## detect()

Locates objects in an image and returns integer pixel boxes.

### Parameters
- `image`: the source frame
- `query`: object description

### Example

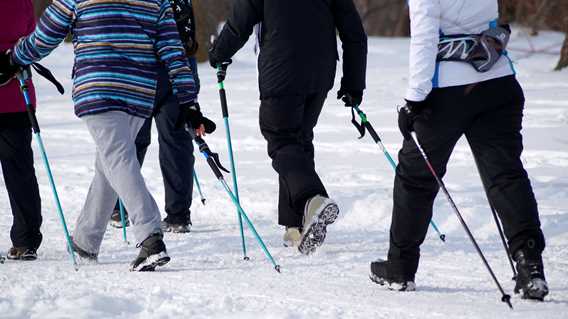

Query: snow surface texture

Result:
[1,30,567,318]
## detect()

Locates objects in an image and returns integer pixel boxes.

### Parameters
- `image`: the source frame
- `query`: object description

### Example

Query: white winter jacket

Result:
[405,0,515,102]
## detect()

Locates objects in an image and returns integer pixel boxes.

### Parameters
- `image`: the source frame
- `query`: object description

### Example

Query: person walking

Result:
[2,0,207,271]
[208,0,367,254]
[0,0,42,261]
[370,0,549,301]
[109,0,206,234]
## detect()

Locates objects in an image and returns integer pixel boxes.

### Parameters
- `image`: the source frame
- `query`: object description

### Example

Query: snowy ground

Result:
[1,29,567,318]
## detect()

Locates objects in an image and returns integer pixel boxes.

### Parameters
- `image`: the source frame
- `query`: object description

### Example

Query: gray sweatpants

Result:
[73,111,162,254]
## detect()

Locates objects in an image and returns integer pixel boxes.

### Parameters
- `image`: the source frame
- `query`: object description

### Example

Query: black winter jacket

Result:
[212,0,367,99]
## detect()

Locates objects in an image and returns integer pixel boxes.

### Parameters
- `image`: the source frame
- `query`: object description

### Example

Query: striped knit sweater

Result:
[12,0,197,118]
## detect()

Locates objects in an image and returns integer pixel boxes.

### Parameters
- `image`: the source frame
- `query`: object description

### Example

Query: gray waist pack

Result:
[437,24,511,73]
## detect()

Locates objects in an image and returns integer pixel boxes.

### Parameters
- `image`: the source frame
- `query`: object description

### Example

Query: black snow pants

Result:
[114,59,200,225]
[388,75,545,280]
[0,114,42,249]
[259,92,329,228]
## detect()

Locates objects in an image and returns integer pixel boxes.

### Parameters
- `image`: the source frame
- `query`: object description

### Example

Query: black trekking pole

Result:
[191,132,281,273]
[410,132,512,309]
[216,62,248,260]
[17,66,78,271]
[351,105,446,242]
[472,159,517,281]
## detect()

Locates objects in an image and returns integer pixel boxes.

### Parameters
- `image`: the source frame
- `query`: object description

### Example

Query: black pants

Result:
[114,61,199,225]
[259,92,328,228]
[388,76,545,280]
[0,114,42,249]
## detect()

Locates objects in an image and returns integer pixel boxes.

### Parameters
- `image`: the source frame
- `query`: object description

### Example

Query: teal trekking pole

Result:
[351,105,446,242]
[193,169,206,205]
[191,133,280,272]
[118,200,129,244]
[216,62,248,260]
[17,66,78,270]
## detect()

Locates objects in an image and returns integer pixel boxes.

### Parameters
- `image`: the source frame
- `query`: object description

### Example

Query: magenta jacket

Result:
[0,0,36,113]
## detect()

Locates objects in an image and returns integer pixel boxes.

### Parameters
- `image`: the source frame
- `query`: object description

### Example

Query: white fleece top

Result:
[405,0,515,102]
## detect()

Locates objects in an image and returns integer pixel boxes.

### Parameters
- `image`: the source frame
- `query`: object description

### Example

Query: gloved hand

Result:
[398,99,429,140]
[0,51,20,86]
[208,38,232,67]
[176,102,216,135]
[337,88,363,107]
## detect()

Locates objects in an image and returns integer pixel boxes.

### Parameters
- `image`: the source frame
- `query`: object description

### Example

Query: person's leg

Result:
[465,76,544,255]
[259,95,327,227]
[111,117,152,222]
[75,112,162,254]
[0,127,42,251]
[278,92,329,227]
[386,87,470,281]
[465,76,547,300]
[154,71,194,227]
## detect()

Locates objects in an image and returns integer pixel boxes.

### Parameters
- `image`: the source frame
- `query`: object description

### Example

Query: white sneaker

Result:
[298,195,339,255]
[283,227,302,247]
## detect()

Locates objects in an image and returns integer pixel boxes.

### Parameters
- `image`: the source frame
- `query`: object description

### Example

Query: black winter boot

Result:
[370,259,416,291]
[130,233,170,272]
[514,249,548,301]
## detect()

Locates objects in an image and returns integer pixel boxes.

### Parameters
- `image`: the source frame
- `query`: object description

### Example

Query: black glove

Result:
[176,102,216,134]
[208,39,232,69]
[398,99,429,140]
[0,51,20,86]
[337,88,363,107]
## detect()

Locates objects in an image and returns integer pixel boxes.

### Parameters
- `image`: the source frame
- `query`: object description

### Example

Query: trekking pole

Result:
[351,105,446,242]
[17,67,78,271]
[216,62,248,260]
[191,132,280,273]
[0,255,5,264]
[410,131,512,309]
[193,169,206,205]
[118,200,129,244]
[472,159,517,281]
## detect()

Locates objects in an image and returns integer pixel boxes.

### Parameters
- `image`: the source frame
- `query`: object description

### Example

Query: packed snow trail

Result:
[1,31,568,318]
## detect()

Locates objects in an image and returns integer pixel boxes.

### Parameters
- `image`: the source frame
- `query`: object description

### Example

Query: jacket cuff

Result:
[405,88,428,103]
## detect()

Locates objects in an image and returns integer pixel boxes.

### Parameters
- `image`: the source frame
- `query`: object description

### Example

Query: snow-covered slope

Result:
[1,30,567,318]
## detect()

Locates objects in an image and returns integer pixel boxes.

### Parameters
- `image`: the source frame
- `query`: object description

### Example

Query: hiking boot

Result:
[298,195,340,255]
[514,250,549,301]
[370,260,416,291]
[283,227,302,247]
[70,237,98,262]
[161,220,192,233]
[130,233,170,272]
[110,208,130,228]
[6,247,37,261]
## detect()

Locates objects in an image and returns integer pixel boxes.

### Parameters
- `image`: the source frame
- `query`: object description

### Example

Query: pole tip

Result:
[201,199,207,205]
[440,234,446,242]
[274,265,281,273]
[243,256,250,261]
[502,294,513,309]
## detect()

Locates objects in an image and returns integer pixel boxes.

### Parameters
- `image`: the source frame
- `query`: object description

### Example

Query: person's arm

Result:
[405,0,441,102]
[210,0,263,63]
[12,0,75,65]
[333,0,368,93]
[155,0,197,106]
